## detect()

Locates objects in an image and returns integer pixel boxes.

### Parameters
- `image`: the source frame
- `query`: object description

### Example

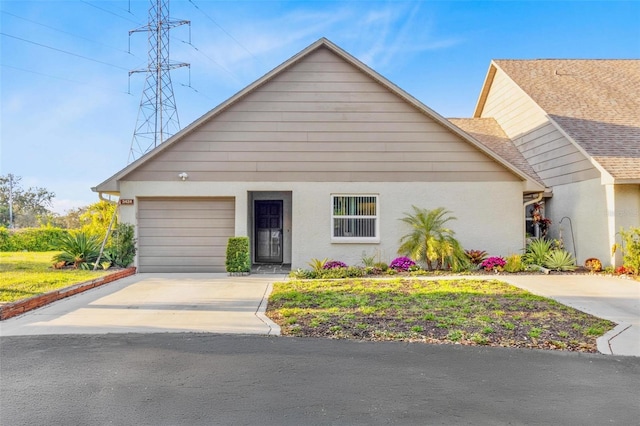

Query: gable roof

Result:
[94,38,543,193]
[475,59,640,181]
[448,118,545,187]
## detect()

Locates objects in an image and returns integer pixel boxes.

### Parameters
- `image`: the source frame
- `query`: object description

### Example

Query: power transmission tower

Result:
[128,0,190,163]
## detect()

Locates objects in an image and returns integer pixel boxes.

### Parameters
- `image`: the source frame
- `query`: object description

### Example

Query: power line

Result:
[1,10,138,58]
[179,39,244,85]
[0,63,132,95]
[80,0,143,25]
[187,0,266,67]
[1,32,130,71]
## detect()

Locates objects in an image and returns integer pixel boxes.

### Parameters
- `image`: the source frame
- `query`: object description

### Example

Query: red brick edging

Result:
[0,267,137,321]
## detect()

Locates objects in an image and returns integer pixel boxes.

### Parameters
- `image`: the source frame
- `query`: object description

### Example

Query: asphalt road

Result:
[2,334,639,425]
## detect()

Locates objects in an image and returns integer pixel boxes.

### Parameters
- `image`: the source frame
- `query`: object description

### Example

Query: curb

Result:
[597,323,633,355]
[0,267,137,321]
[255,281,281,336]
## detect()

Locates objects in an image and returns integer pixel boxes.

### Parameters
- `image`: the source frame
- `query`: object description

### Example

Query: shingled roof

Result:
[448,117,545,186]
[478,59,640,181]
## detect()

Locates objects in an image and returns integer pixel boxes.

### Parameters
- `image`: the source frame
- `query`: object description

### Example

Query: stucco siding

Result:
[118,180,525,270]
[545,179,610,265]
[124,47,519,184]
[480,68,599,186]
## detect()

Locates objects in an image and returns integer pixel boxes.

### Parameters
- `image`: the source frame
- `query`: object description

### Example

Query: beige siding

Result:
[480,68,599,186]
[125,47,518,183]
[137,197,235,273]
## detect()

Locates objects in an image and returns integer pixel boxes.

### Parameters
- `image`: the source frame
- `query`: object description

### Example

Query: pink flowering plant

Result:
[480,256,506,272]
[389,257,416,272]
[323,260,348,269]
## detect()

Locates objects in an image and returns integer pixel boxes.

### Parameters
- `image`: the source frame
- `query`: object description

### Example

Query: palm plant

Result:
[52,231,101,269]
[398,206,466,271]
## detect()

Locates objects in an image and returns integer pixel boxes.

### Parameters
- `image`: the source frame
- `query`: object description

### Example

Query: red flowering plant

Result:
[480,256,506,272]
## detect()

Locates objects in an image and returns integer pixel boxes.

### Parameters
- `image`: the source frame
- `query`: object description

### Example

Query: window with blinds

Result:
[331,195,379,242]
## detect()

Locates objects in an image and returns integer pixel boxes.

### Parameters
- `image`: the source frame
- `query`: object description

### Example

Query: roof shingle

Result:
[448,117,545,186]
[493,59,640,180]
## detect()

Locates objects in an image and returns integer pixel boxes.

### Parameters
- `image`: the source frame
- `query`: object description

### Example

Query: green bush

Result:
[0,226,69,251]
[504,254,524,273]
[103,223,137,268]
[616,227,640,275]
[226,237,250,273]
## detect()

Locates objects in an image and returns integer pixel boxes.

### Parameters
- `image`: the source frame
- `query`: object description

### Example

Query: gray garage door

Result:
[137,197,235,273]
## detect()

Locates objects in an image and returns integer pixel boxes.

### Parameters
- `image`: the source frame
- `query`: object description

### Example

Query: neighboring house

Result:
[471,59,640,266]
[93,38,543,272]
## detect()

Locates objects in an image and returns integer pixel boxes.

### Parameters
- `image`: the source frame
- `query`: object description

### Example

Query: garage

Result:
[137,197,235,272]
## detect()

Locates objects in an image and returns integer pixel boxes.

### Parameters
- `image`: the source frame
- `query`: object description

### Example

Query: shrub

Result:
[504,254,524,273]
[615,227,640,275]
[225,237,250,273]
[523,238,553,266]
[103,223,137,268]
[389,256,416,271]
[544,249,577,271]
[52,231,101,269]
[324,260,348,269]
[0,226,69,251]
[373,262,389,271]
[465,249,488,266]
[615,266,631,275]
[480,256,506,272]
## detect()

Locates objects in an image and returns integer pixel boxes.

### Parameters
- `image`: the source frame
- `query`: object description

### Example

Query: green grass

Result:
[0,252,110,303]
[266,278,615,352]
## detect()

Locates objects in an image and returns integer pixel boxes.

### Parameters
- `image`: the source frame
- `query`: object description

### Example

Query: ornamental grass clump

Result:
[389,256,416,272]
[480,256,506,272]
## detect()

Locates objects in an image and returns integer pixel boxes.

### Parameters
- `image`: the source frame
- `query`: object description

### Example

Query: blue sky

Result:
[1,0,639,214]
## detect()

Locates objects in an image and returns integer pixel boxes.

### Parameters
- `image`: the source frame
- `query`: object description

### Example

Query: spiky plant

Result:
[465,249,488,266]
[52,232,101,269]
[544,249,577,271]
[523,238,553,266]
[308,258,328,273]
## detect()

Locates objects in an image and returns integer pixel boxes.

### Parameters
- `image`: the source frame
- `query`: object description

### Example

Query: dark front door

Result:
[255,200,283,263]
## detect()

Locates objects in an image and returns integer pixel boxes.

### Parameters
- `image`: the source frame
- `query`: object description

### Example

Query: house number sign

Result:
[119,199,134,205]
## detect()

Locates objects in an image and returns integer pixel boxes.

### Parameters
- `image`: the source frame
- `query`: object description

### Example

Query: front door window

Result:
[255,200,283,263]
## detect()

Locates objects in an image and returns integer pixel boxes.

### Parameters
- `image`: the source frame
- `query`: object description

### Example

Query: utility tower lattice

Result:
[128,0,190,163]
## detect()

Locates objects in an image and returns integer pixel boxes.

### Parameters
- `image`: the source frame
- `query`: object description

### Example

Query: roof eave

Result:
[473,61,498,118]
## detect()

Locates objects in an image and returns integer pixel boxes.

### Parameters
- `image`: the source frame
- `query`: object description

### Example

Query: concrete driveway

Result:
[0,273,284,336]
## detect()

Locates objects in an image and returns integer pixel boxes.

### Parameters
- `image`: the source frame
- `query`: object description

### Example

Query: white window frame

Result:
[330,194,380,243]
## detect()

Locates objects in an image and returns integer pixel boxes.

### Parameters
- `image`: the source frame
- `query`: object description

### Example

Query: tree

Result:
[79,201,117,237]
[0,174,55,228]
[56,206,88,229]
[397,206,468,271]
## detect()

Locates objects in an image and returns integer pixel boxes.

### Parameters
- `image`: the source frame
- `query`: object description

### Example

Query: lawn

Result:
[0,252,110,303]
[266,278,615,353]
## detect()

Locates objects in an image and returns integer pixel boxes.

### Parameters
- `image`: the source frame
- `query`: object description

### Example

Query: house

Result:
[93,38,544,272]
[470,59,640,265]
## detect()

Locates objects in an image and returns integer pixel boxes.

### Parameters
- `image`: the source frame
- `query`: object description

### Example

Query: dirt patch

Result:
[267,278,615,353]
